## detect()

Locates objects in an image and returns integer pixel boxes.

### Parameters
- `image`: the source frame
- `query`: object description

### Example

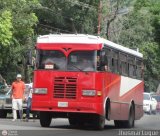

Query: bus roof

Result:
[37,34,143,58]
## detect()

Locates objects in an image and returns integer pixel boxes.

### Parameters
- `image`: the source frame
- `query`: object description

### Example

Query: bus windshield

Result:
[36,50,66,70]
[36,50,96,71]
[67,51,96,71]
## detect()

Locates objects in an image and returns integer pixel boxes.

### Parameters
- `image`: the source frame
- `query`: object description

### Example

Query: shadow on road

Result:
[48,124,121,131]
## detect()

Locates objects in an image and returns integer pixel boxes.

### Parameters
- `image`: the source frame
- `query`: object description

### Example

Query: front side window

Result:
[67,51,96,71]
[36,50,66,70]
[143,94,150,100]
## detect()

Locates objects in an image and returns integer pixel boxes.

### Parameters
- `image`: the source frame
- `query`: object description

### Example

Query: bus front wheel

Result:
[0,111,7,118]
[40,112,52,127]
[68,117,77,126]
[93,114,105,130]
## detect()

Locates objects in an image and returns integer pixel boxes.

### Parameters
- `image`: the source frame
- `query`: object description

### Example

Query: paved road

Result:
[0,114,160,136]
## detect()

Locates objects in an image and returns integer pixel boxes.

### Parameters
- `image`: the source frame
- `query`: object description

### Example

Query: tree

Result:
[34,0,100,35]
[99,0,135,39]
[108,0,160,92]
[0,0,39,83]
[0,10,13,46]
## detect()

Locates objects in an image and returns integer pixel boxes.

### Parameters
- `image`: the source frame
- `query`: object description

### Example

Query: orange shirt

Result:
[11,81,25,99]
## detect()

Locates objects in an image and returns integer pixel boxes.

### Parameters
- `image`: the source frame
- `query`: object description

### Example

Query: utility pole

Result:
[97,0,102,35]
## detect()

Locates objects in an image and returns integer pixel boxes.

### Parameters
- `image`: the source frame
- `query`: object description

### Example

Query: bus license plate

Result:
[58,102,68,107]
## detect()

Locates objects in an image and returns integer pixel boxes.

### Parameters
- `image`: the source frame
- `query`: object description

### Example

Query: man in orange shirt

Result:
[11,74,25,121]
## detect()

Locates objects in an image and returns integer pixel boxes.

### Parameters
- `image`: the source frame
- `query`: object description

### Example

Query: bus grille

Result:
[54,77,77,99]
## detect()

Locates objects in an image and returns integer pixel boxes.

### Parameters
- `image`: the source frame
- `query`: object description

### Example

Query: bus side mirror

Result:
[101,50,106,56]
[100,50,105,63]
[100,50,108,64]
[26,50,33,66]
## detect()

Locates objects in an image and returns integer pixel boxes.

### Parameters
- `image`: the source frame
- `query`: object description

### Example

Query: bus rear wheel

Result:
[124,105,135,128]
[40,112,52,127]
[114,120,123,128]
[114,105,135,128]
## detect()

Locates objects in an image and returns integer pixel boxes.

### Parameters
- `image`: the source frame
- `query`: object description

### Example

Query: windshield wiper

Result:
[68,63,84,72]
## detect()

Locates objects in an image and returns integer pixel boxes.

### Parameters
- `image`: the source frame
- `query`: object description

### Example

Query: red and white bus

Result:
[32,34,144,130]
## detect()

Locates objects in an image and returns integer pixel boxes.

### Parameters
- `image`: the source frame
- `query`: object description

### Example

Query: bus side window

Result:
[111,50,118,73]
[120,53,128,76]
[136,59,143,79]
[102,48,111,71]
[99,55,109,71]
[128,56,136,77]
[104,56,110,71]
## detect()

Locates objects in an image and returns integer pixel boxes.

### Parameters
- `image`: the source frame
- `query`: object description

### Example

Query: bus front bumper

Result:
[32,101,103,115]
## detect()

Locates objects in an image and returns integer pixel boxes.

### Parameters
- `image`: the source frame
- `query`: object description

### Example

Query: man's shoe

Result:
[12,119,16,121]
[25,118,29,122]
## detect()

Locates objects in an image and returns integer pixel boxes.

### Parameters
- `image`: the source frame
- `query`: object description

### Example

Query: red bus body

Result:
[32,34,144,129]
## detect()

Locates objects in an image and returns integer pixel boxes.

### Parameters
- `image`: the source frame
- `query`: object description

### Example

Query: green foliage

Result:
[141,42,160,91]
[133,0,150,11]
[35,0,99,34]
[0,10,13,46]
[114,10,153,48]
[0,0,39,83]
[110,0,160,92]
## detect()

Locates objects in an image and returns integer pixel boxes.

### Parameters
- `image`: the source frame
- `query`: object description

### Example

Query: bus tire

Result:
[93,114,105,130]
[114,120,123,128]
[123,105,135,128]
[0,111,7,118]
[68,117,77,126]
[114,105,135,128]
[105,99,111,120]
[40,112,52,127]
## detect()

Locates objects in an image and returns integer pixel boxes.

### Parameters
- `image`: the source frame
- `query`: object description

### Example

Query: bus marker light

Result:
[97,91,102,96]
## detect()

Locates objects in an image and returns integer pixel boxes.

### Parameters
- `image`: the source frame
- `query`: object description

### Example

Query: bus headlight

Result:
[82,90,96,96]
[33,88,48,94]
